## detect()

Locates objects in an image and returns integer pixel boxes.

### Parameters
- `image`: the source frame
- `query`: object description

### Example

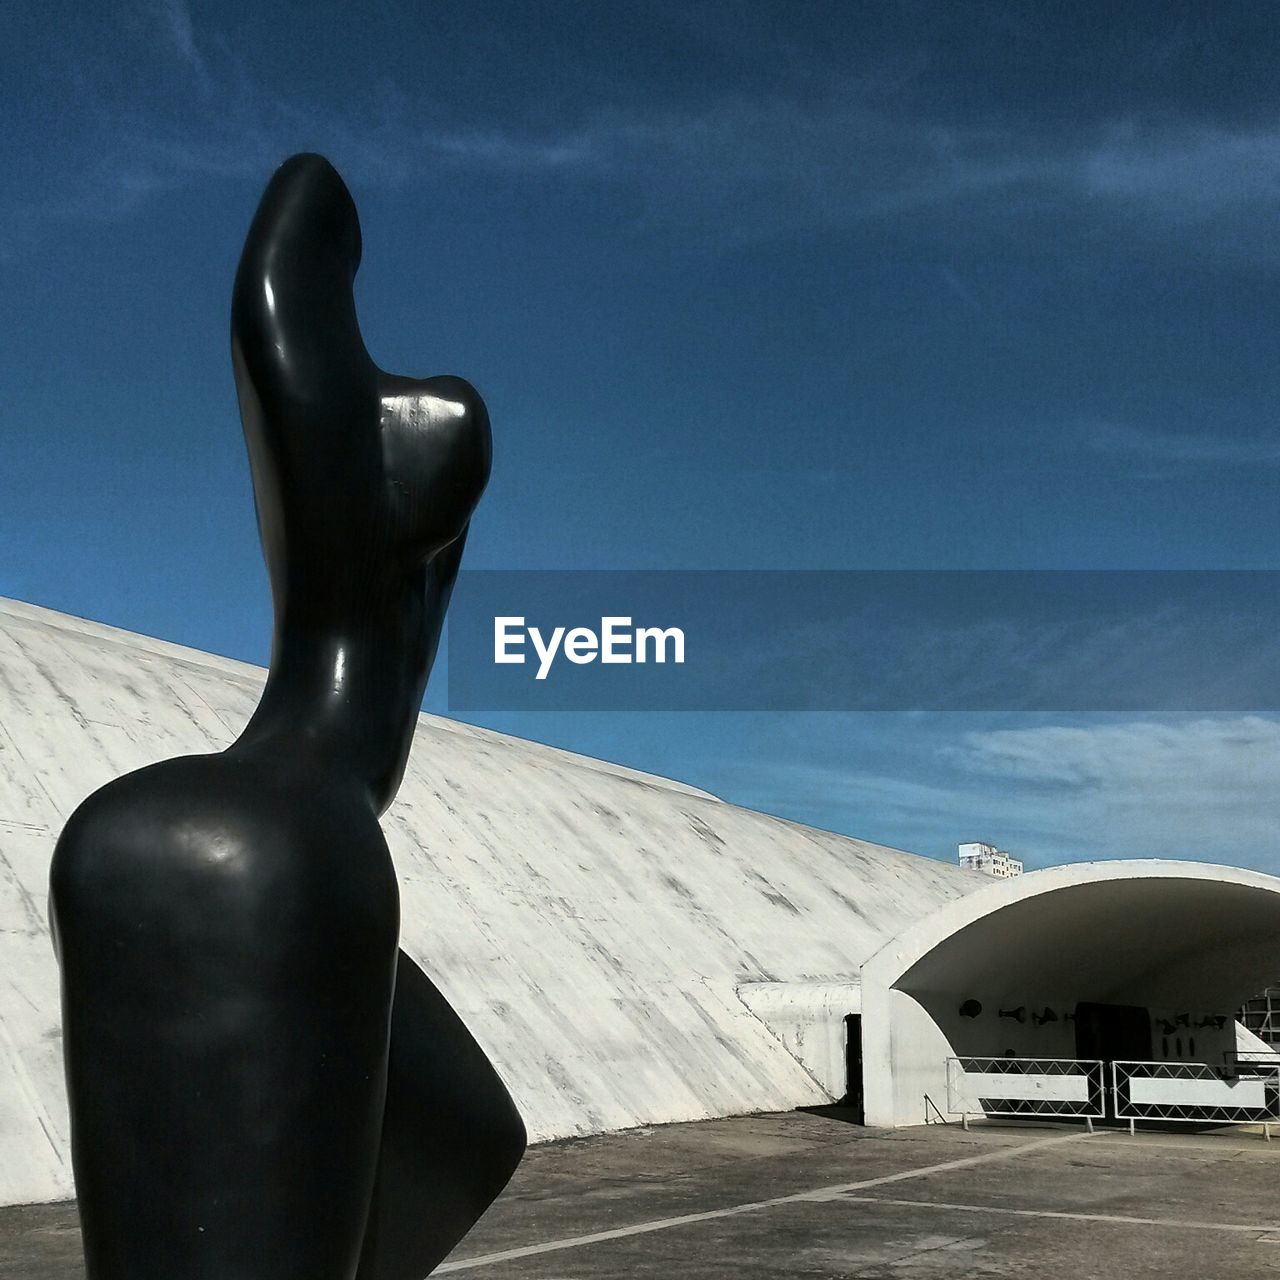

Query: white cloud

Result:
[948,716,1280,868]
[519,101,1280,244]
[12,2,1280,257]
[958,714,1280,785]
[1080,420,1280,467]
[154,0,210,86]
[718,715,1280,876]
[1080,122,1280,218]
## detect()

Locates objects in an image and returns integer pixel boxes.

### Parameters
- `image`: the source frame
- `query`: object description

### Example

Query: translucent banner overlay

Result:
[446,571,1280,712]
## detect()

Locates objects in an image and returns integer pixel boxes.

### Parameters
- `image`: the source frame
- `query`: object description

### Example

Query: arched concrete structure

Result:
[0,596,976,1206]
[861,861,1280,1126]
[6,595,1280,1203]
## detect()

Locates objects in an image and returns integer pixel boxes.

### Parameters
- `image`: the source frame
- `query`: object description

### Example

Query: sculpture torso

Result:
[227,156,490,815]
[48,155,521,1280]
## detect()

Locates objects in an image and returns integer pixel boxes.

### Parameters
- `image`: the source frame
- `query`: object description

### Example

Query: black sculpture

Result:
[49,154,525,1280]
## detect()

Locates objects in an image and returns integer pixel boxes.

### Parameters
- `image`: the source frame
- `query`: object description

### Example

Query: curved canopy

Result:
[870,860,1280,1011]
[860,861,1280,1128]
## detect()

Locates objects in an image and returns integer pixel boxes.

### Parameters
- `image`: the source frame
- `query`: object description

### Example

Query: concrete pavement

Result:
[6,1107,1280,1278]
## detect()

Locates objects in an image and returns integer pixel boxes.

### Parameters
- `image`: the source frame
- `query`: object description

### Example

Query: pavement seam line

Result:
[434,1131,1087,1272]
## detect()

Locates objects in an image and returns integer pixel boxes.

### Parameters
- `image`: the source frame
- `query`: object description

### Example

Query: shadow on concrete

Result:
[795,1104,866,1127]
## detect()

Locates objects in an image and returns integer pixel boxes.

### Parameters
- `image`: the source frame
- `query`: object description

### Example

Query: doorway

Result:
[1075,1001,1152,1118]
[841,1014,864,1123]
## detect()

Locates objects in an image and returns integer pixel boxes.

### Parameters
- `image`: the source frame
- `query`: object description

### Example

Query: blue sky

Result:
[4,1,1280,870]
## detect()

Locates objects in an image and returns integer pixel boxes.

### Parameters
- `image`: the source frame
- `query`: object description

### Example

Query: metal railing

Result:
[1111,1059,1280,1137]
[1238,986,1280,1048]
[946,1056,1105,1129]
[944,1055,1280,1138]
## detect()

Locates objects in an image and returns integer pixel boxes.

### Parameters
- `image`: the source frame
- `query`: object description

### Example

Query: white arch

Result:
[860,860,1280,1127]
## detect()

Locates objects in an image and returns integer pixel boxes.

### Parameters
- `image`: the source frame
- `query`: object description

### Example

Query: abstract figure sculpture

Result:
[49,154,525,1279]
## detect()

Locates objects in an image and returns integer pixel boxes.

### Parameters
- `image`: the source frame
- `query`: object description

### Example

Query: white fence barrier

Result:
[946,1056,1105,1127]
[945,1055,1280,1137]
[1111,1059,1280,1135]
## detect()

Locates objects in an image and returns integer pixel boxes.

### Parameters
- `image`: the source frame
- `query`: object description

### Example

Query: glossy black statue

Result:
[49,154,525,1280]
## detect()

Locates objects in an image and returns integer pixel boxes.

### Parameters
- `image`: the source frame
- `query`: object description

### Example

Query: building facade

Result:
[958,841,1024,878]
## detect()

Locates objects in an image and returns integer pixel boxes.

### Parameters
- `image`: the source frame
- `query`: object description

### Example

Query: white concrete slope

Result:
[0,596,975,1205]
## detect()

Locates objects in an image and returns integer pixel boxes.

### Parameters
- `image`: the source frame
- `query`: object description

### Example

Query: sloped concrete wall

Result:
[0,597,975,1205]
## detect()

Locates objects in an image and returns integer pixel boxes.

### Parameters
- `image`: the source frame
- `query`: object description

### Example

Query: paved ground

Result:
[6,1107,1280,1278]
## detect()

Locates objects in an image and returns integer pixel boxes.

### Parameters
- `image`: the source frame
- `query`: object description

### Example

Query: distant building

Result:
[958,841,1024,878]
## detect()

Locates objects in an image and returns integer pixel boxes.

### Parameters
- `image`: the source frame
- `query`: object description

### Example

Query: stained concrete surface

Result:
[0,597,977,1203]
[6,1109,1280,1278]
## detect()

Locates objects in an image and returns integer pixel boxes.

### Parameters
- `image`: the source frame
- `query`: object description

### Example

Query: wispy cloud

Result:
[955,715,1280,792]
[0,14,605,258]
[1080,121,1280,219]
[7,2,1280,257]
[722,714,1280,875]
[1080,419,1280,467]
[612,106,1280,244]
[154,0,211,89]
[947,715,1280,869]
